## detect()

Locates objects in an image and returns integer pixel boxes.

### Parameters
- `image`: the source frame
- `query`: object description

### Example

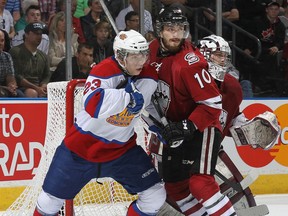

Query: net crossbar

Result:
[3,80,150,216]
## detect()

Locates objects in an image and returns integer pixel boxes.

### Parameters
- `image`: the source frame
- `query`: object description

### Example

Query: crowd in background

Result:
[0,0,288,98]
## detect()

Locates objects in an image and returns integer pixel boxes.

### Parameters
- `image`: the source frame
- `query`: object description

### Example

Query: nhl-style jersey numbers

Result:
[193,69,212,89]
[83,79,101,95]
[149,40,222,132]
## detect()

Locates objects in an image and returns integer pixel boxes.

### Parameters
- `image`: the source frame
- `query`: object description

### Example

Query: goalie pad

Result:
[229,111,281,150]
[216,149,256,209]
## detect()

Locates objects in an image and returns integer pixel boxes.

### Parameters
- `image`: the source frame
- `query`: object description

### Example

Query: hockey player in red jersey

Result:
[33,30,166,216]
[148,5,237,216]
[199,34,245,138]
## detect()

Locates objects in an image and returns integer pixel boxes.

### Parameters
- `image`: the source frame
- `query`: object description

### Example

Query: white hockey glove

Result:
[230,111,281,150]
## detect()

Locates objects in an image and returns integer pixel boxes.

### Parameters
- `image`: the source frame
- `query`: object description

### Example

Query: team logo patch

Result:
[106,109,134,127]
[184,52,200,65]
[119,33,127,40]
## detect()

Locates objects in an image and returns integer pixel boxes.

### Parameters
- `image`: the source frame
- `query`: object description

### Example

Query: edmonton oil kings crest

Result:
[106,108,134,126]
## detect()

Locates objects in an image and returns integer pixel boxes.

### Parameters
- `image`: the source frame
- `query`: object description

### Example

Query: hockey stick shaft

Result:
[151,95,169,126]
[99,0,119,34]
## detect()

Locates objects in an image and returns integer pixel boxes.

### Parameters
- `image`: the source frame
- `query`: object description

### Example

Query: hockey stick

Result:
[236,205,269,216]
[99,0,119,34]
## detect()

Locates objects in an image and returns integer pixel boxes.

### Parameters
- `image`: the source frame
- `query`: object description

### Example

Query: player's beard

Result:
[161,37,183,54]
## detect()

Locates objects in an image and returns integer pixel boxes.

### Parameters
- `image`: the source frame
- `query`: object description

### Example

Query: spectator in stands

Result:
[0,0,16,39]
[0,29,24,97]
[74,0,89,18]
[0,27,10,51]
[80,0,107,44]
[92,20,113,64]
[244,1,285,94]
[50,42,94,82]
[115,0,153,35]
[70,0,86,43]
[124,11,139,32]
[202,0,239,40]
[9,22,50,97]
[103,0,123,19]
[47,0,86,44]
[279,2,288,79]
[12,4,50,54]
[236,0,268,33]
[48,11,78,72]
[14,0,38,32]
[5,0,20,23]
[38,0,57,24]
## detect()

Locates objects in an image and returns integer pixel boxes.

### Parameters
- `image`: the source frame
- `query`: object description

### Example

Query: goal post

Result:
[3,80,149,216]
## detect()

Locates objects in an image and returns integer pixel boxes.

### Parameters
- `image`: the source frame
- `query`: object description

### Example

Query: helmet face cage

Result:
[199,35,231,81]
[155,7,190,39]
[113,30,149,67]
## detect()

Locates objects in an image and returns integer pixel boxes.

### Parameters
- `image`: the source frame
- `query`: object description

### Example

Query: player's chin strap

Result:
[230,111,281,150]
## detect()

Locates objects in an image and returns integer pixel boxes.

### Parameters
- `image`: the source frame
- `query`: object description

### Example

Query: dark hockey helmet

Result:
[155,6,190,39]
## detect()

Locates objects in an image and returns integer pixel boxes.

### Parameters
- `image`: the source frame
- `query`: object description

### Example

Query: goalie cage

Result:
[3,80,268,216]
[3,80,151,216]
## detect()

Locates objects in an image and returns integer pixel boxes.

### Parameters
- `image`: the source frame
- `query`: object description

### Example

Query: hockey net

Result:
[4,80,151,216]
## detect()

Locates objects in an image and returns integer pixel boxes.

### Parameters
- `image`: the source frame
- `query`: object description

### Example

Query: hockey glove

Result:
[149,125,167,145]
[125,78,144,114]
[161,120,196,148]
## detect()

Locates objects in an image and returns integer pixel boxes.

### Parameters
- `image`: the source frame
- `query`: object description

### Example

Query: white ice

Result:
[255,194,288,215]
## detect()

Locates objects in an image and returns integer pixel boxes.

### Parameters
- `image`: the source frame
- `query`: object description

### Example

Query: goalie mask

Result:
[230,111,281,150]
[113,30,149,75]
[199,35,231,81]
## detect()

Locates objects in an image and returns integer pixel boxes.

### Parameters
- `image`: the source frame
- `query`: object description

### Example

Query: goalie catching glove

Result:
[230,111,281,150]
[160,119,196,148]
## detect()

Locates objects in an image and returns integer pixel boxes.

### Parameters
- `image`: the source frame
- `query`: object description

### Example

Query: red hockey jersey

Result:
[220,73,243,137]
[149,39,222,132]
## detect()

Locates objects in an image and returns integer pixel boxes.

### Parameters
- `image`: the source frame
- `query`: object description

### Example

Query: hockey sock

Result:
[165,181,208,216]
[189,174,236,216]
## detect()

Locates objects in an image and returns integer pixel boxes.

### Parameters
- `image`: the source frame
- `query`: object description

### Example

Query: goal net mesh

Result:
[3,80,150,216]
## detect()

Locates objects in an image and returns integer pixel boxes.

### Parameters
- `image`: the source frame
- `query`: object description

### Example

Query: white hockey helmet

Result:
[199,34,231,81]
[113,30,149,62]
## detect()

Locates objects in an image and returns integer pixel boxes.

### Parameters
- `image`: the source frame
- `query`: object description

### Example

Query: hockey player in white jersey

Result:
[33,30,166,216]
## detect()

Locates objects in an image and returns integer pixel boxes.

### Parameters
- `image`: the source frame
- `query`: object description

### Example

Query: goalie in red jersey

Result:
[147,4,237,216]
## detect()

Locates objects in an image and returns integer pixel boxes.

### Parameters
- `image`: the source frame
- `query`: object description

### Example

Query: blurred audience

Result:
[243,1,285,93]
[9,23,50,97]
[0,0,16,39]
[0,29,24,97]
[74,0,89,18]
[115,0,153,35]
[14,0,38,32]
[50,42,94,82]
[92,20,113,64]
[5,0,20,23]
[80,0,108,44]
[38,0,56,24]
[124,11,139,32]
[48,11,78,72]
[12,4,49,54]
